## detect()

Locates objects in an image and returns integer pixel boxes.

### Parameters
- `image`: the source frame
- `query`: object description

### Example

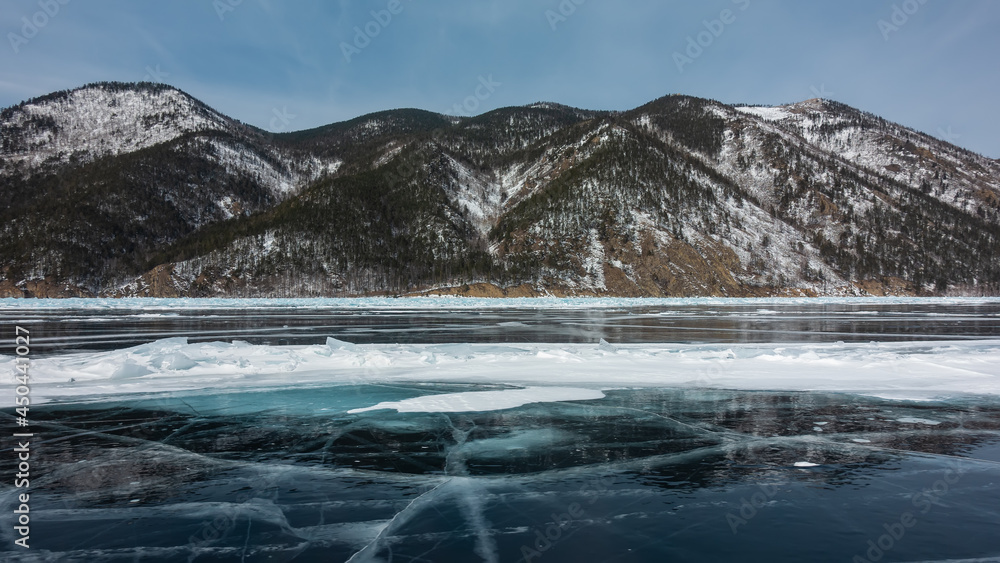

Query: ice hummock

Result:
[13,337,1000,405]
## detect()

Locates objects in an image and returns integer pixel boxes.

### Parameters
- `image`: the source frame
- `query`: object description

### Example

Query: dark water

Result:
[1,301,1000,562]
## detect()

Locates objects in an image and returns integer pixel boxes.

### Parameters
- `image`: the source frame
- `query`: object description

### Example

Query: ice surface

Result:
[4,301,999,561]
[8,385,1000,562]
[347,387,606,414]
[896,416,942,425]
[15,338,1000,404]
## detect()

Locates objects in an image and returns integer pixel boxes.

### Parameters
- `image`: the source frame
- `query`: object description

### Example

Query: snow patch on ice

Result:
[347,387,605,414]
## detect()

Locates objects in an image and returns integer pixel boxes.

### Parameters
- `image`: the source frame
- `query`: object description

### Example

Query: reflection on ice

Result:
[8,298,1000,357]
[3,385,999,561]
[2,299,1000,561]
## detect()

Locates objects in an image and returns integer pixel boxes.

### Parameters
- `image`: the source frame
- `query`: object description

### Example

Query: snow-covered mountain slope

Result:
[0,83,345,294]
[0,82,236,171]
[733,99,1000,222]
[0,82,341,195]
[2,84,998,298]
[187,134,339,199]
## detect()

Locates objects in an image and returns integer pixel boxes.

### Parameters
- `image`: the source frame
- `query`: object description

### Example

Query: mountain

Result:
[1,82,998,298]
[0,82,337,296]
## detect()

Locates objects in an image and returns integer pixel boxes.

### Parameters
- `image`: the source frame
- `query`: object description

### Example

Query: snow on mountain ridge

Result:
[729,99,1000,221]
[4,83,998,298]
[1,83,347,200]
[1,83,234,169]
[734,105,793,121]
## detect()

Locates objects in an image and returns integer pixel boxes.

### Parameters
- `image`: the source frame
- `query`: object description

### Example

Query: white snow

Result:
[582,228,607,290]
[216,196,237,219]
[347,387,605,414]
[731,100,1000,221]
[0,84,341,201]
[9,334,1000,404]
[734,106,793,121]
[441,155,504,239]
[1,86,230,166]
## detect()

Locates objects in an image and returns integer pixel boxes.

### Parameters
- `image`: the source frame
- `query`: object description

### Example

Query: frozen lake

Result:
[7,297,1000,354]
[2,298,999,562]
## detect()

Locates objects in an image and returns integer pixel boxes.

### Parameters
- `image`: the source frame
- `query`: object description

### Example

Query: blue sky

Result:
[2,0,998,156]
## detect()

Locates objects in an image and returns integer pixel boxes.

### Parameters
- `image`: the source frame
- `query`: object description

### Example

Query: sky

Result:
[1,0,998,157]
